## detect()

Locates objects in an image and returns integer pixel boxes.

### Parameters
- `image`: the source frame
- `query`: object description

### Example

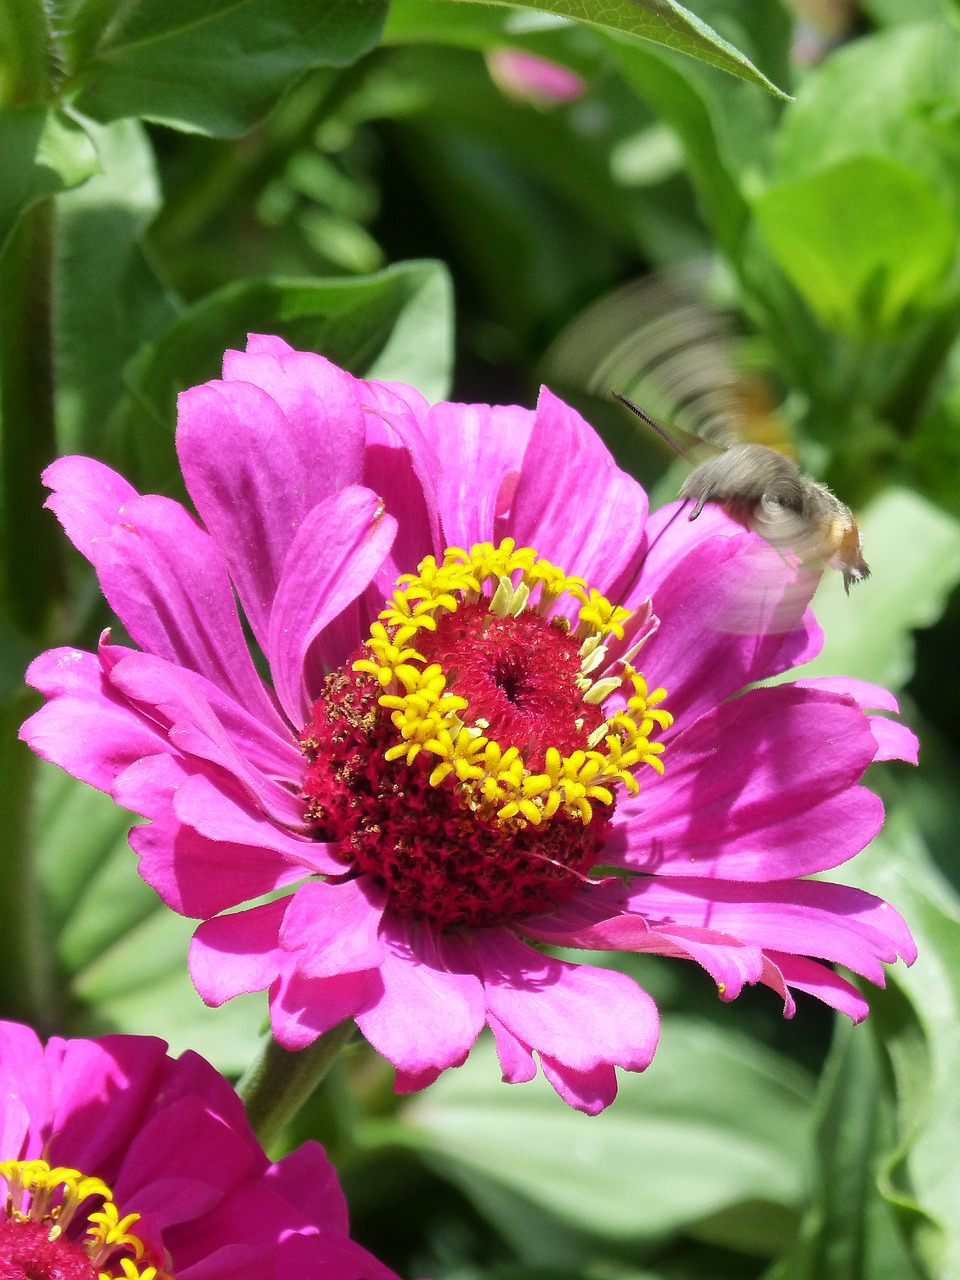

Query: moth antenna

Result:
[612,391,699,465]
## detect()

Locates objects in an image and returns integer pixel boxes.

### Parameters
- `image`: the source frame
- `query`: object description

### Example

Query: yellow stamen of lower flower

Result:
[354,541,673,829]
[0,1158,156,1280]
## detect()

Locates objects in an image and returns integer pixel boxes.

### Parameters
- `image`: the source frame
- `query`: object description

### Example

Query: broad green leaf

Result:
[766,1020,926,1280]
[389,1021,812,1248]
[67,0,388,137]
[753,157,955,337]
[0,104,99,251]
[31,761,264,1074]
[815,810,960,1278]
[108,261,454,493]
[796,488,960,690]
[772,23,960,220]
[54,116,178,455]
[438,0,789,98]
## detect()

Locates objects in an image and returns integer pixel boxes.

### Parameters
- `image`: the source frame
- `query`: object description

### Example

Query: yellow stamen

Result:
[354,540,672,829]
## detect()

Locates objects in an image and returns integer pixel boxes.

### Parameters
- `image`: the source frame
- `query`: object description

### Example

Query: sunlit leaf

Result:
[0,105,99,251]
[389,1022,812,1249]
[31,762,264,1074]
[753,157,955,337]
[438,0,788,97]
[67,0,389,137]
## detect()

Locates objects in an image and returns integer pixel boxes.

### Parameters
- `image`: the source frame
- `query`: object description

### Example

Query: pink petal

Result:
[486,1011,537,1084]
[635,526,821,727]
[46,1036,167,1172]
[418,401,534,550]
[794,676,918,765]
[117,1098,256,1224]
[355,919,486,1076]
[117,756,324,916]
[624,876,917,981]
[271,968,382,1052]
[509,386,648,597]
[182,348,367,646]
[21,648,165,793]
[267,486,397,724]
[470,929,659,1077]
[279,878,386,979]
[360,381,442,598]
[539,1058,619,1114]
[524,900,765,1000]
[107,651,302,829]
[616,683,883,880]
[266,1141,348,1234]
[46,461,278,723]
[766,951,870,1021]
[189,901,288,1005]
[869,717,919,764]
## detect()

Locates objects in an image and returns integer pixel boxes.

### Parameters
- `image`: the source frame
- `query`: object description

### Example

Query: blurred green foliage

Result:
[3,0,960,1277]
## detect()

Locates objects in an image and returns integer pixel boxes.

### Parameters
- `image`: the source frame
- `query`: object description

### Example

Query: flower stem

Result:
[238,1022,356,1151]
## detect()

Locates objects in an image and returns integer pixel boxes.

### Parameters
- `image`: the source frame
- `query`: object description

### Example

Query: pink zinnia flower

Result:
[0,1019,398,1279]
[21,337,917,1114]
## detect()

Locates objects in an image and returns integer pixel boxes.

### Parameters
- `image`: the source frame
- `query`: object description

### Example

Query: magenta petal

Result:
[107,651,302,829]
[21,648,165,793]
[525,901,764,999]
[360,382,442,598]
[509,386,648,595]
[486,1011,538,1084]
[189,901,288,1004]
[180,353,367,648]
[119,757,307,916]
[271,968,382,1051]
[636,529,820,726]
[625,876,917,980]
[767,951,870,1021]
[419,401,534,549]
[43,455,138,546]
[118,1098,256,1223]
[471,930,659,1076]
[266,1142,348,1234]
[539,1057,619,1114]
[280,878,386,979]
[870,716,919,764]
[57,478,277,722]
[618,684,883,880]
[355,919,486,1075]
[267,486,397,724]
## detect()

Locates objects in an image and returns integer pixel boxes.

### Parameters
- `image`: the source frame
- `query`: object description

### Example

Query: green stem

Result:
[0,0,58,104]
[238,1021,356,1151]
[0,197,63,638]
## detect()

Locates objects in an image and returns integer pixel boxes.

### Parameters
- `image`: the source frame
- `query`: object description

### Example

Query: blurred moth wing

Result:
[614,393,870,593]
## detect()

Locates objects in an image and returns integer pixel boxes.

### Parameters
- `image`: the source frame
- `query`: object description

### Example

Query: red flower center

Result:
[0,1220,96,1280]
[299,542,671,930]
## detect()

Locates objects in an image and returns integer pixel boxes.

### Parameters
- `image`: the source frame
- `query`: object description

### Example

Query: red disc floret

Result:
[0,1220,98,1280]
[300,622,613,929]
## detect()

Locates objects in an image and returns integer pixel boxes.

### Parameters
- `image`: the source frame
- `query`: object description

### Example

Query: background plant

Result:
[2,0,960,1276]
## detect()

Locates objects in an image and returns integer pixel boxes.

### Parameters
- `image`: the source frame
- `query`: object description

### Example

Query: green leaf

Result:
[0,105,99,251]
[31,762,265,1074]
[438,0,789,98]
[67,0,388,137]
[799,810,960,1278]
[795,488,960,690]
[108,261,453,491]
[54,116,178,456]
[752,157,955,337]
[767,1020,927,1280]
[772,23,960,219]
[389,1021,812,1249]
